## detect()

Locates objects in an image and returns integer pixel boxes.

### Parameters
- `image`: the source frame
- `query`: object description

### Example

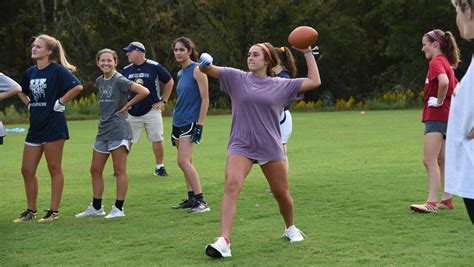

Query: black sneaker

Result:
[154,167,168,176]
[12,209,37,223]
[38,209,59,222]
[191,201,211,213]
[172,199,196,209]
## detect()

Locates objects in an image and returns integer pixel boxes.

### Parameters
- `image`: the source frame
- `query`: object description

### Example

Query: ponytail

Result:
[275,46,297,78]
[35,34,77,73]
[425,29,460,68]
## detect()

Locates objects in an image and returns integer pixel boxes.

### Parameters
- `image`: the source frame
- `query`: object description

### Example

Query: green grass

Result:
[1,110,473,266]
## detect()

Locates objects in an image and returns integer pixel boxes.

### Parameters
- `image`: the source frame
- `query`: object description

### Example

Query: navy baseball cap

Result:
[123,42,146,53]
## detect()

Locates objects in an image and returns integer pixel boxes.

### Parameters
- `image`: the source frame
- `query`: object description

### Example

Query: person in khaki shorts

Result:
[121,42,174,176]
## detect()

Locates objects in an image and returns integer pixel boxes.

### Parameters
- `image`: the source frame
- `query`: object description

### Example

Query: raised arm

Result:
[295,47,321,93]
[198,53,221,80]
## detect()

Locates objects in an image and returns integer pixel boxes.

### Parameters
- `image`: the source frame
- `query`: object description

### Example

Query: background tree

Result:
[0,0,469,111]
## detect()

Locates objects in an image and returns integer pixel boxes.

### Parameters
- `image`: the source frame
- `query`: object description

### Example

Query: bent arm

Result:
[0,85,21,101]
[437,73,449,104]
[161,78,174,103]
[122,83,150,112]
[194,67,209,125]
[299,49,321,93]
[17,92,30,106]
[199,65,221,80]
[59,85,83,104]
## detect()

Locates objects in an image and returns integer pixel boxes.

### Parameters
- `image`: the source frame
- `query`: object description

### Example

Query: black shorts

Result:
[172,123,195,140]
[424,121,447,139]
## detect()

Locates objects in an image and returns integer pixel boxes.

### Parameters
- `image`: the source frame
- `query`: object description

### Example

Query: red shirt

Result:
[422,55,457,122]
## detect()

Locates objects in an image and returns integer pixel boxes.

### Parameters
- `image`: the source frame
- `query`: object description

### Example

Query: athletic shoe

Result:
[439,198,455,210]
[38,209,59,222]
[205,237,232,258]
[154,167,168,176]
[410,202,438,213]
[191,201,210,213]
[12,210,36,223]
[172,199,196,209]
[104,205,125,219]
[284,225,305,243]
[75,204,106,218]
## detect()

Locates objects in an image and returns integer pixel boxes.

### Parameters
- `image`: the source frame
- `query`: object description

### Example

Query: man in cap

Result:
[122,41,174,176]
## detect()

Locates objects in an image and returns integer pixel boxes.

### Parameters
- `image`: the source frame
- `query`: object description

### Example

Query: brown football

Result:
[288,26,318,49]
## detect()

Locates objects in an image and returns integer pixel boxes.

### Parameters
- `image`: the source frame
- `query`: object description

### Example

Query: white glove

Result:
[54,99,66,112]
[427,97,442,107]
[199,53,213,68]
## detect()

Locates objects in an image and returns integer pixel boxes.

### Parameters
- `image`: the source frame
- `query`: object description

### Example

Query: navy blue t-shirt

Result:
[20,63,81,143]
[173,62,202,127]
[121,59,172,116]
[277,70,292,111]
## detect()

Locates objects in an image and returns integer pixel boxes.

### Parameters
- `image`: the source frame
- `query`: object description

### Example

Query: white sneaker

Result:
[75,204,106,218]
[104,205,125,219]
[205,237,231,258]
[284,225,305,243]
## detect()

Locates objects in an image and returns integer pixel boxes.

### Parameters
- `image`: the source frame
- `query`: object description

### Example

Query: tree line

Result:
[1,0,471,110]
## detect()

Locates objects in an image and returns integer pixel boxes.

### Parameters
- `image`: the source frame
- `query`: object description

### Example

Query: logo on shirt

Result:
[29,79,47,101]
[99,85,113,102]
[128,73,150,79]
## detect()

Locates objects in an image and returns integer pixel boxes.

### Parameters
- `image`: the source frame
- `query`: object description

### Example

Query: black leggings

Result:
[464,198,474,224]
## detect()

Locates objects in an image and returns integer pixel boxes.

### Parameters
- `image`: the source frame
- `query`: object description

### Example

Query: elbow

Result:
[310,80,321,91]
[14,85,22,94]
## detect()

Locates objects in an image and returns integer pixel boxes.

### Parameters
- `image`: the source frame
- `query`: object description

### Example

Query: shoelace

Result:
[19,210,31,217]
[282,228,308,238]
[43,209,56,219]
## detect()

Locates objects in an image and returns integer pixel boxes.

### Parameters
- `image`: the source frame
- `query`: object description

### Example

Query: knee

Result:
[177,157,190,170]
[21,166,34,178]
[423,158,435,168]
[272,188,291,201]
[224,175,243,196]
[47,162,62,176]
[90,165,101,176]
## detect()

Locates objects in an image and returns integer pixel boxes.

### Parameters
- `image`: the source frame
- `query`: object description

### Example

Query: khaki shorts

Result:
[127,109,164,143]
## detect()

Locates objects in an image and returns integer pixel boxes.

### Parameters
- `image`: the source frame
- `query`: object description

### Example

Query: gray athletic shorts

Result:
[424,121,447,139]
[94,140,131,154]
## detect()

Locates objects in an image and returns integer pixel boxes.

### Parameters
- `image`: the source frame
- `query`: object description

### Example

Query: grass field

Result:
[1,110,473,266]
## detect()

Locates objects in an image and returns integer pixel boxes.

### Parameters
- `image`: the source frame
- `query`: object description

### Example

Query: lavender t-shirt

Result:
[219,67,304,161]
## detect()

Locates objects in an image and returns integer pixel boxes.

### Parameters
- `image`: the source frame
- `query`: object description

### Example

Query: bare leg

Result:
[220,155,253,239]
[152,141,164,165]
[90,150,109,199]
[43,139,65,211]
[20,144,43,211]
[261,160,294,227]
[438,142,452,200]
[111,146,128,200]
[423,133,444,202]
[177,137,201,194]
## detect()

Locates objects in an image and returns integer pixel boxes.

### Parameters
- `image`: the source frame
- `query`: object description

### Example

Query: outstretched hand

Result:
[199,53,213,69]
